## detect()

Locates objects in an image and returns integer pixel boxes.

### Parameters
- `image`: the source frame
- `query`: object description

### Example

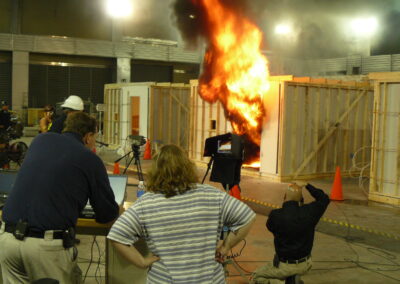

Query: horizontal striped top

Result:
[107,184,255,284]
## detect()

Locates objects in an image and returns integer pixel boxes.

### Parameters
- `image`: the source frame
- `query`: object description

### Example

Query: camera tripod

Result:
[114,144,144,184]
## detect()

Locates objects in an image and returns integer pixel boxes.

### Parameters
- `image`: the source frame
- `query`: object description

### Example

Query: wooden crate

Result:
[368,72,400,206]
[189,80,232,162]
[103,83,191,152]
[261,76,374,181]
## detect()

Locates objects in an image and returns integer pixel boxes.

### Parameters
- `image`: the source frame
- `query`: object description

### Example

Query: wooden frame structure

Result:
[103,83,191,152]
[261,76,374,181]
[189,76,374,181]
[368,72,400,206]
[149,84,191,151]
[189,80,232,162]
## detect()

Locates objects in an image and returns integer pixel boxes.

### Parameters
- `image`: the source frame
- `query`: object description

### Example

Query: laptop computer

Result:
[0,171,18,209]
[80,174,128,219]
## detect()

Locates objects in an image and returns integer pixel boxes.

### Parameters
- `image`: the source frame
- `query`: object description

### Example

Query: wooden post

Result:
[314,87,320,173]
[322,88,332,173]
[290,85,299,176]
[370,81,381,193]
[149,87,154,144]
[379,83,389,193]
[168,87,173,144]
[342,88,351,170]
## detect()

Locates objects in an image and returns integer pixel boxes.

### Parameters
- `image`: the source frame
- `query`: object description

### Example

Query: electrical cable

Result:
[332,202,400,282]
[348,146,372,197]
[83,236,96,282]
[94,237,102,284]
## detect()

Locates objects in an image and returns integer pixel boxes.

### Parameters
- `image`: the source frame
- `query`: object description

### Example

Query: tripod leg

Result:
[122,155,135,175]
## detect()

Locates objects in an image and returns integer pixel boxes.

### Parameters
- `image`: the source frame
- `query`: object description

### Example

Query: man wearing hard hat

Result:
[49,95,84,133]
[251,183,330,284]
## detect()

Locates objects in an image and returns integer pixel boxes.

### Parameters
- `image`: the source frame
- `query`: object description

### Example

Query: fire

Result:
[195,0,270,162]
[243,161,261,169]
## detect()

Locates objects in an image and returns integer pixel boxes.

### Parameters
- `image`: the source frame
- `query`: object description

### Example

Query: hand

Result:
[288,183,303,192]
[142,252,160,269]
[215,242,229,263]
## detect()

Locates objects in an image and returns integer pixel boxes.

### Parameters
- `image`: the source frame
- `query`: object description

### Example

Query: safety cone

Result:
[113,162,120,175]
[229,185,242,200]
[143,140,152,160]
[330,166,344,201]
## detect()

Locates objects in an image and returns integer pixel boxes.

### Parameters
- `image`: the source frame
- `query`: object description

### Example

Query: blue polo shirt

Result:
[2,132,119,231]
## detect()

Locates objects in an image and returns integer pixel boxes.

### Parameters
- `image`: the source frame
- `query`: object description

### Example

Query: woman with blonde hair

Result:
[39,104,55,133]
[107,144,255,283]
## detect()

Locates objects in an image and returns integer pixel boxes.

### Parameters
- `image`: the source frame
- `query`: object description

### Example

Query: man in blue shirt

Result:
[0,112,119,283]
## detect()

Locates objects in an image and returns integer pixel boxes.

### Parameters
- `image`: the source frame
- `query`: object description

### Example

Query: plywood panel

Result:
[369,80,400,205]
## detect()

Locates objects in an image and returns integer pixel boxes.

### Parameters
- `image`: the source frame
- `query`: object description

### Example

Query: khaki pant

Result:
[0,223,82,284]
[250,258,312,284]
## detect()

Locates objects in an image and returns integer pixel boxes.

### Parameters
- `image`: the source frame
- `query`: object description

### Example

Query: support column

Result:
[12,51,29,113]
[117,57,131,83]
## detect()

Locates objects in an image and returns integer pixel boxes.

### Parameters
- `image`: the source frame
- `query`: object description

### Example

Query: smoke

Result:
[171,0,257,47]
[170,0,400,58]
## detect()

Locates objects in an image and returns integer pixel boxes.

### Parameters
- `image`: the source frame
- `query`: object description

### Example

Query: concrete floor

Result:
[12,138,400,283]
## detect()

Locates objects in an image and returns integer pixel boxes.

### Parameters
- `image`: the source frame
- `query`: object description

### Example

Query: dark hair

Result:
[63,112,97,137]
[43,104,54,112]
[147,144,199,198]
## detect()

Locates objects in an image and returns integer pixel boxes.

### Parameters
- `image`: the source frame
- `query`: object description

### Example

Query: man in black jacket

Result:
[251,183,330,284]
[0,112,120,283]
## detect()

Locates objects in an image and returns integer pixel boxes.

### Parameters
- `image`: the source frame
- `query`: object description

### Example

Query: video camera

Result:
[129,135,146,147]
[204,133,244,159]
[203,133,244,185]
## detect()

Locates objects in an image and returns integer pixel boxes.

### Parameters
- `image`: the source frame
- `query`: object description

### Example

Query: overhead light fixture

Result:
[274,24,292,35]
[350,17,378,37]
[106,0,133,18]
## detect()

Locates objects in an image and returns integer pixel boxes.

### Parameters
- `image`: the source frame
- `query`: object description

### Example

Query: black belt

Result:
[279,255,311,264]
[4,223,64,239]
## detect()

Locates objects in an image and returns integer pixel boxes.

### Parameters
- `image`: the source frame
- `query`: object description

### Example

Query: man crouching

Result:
[251,183,330,284]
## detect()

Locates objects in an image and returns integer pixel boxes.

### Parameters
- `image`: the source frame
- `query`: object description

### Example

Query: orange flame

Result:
[197,0,270,149]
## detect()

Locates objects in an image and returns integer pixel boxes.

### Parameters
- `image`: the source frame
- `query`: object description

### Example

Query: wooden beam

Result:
[379,83,389,193]
[369,72,400,81]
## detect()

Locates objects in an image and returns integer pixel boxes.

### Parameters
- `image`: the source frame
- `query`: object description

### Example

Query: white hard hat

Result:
[61,95,84,111]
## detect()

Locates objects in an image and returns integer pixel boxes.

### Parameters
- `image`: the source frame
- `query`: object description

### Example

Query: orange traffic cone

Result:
[229,185,242,200]
[113,162,120,175]
[143,140,152,160]
[330,166,344,201]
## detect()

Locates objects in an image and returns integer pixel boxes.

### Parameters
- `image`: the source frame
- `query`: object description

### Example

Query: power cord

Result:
[82,236,96,282]
[348,146,373,197]
[333,202,400,282]
[94,237,102,284]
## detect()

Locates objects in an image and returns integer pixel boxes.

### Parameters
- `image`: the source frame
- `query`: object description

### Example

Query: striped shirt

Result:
[107,184,255,284]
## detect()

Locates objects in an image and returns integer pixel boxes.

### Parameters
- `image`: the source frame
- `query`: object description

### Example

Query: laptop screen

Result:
[108,174,128,206]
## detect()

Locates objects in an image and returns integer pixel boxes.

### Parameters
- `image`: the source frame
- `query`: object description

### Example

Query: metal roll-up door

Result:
[0,62,12,104]
[131,64,172,83]
[91,67,113,104]
[29,65,47,107]
[47,66,69,106]
[70,66,91,102]
[29,62,114,107]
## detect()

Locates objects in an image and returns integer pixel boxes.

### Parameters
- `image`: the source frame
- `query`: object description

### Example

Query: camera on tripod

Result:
[202,133,244,186]
[129,135,146,147]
